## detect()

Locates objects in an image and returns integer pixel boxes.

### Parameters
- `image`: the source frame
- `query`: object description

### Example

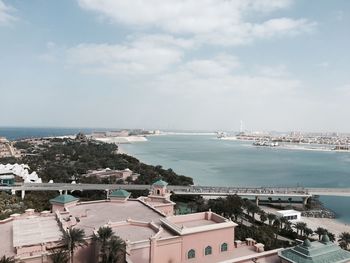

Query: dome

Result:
[321,234,330,243]
[303,239,312,247]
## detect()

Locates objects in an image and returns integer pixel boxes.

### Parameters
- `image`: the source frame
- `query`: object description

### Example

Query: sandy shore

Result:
[261,206,350,238]
[95,136,148,144]
[117,145,127,154]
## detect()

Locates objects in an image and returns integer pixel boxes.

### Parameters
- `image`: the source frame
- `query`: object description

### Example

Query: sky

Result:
[0,0,349,132]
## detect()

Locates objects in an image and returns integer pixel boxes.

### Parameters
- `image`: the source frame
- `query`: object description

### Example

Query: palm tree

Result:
[61,227,87,263]
[294,222,307,236]
[106,235,126,263]
[267,213,276,226]
[50,249,69,263]
[94,226,114,263]
[304,228,313,238]
[315,227,326,240]
[272,218,281,241]
[279,217,289,229]
[284,221,292,231]
[94,226,126,263]
[339,232,350,250]
[0,256,15,263]
[258,210,267,224]
[250,204,260,222]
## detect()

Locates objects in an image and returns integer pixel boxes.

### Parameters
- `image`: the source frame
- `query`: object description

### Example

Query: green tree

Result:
[106,236,126,263]
[279,217,289,229]
[294,222,307,237]
[0,256,15,263]
[339,232,350,250]
[61,227,87,263]
[94,226,114,263]
[50,249,69,263]
[304,228,313,238]
[267,213,276,226]
[315,227,326,240]
[94,226,126,263]
[258,210,267,224]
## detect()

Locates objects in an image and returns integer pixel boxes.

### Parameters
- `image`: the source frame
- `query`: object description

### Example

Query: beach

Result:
[261,206,350,238]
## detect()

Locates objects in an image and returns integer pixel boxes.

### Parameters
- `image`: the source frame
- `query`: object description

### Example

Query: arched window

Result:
[188,249,195,259]
[205,246,212,256]
[221,243,228,252]
[156,189,160,195]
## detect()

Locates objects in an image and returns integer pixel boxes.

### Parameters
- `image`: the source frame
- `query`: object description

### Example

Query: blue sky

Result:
[1,0,349,132]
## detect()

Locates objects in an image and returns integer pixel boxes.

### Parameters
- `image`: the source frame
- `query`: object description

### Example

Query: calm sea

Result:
[0,127,102,140]
[1,128,350,223]
[122,135,350,224]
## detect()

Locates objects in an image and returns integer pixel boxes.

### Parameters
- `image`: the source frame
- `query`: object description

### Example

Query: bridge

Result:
[1,183,350,204]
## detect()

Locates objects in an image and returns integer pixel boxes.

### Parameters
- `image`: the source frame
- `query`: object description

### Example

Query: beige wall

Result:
[154,237,182,263]
[181,227,234,261]
[130,245,151,263]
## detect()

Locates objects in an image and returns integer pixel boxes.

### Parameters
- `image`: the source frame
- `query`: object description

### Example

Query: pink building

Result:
[0,180,281,263]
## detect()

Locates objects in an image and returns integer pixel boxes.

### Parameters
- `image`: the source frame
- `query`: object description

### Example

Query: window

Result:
[221,243,228,252]
[188,249,195,259]
[205,246,212,256]
[156,189,160,195]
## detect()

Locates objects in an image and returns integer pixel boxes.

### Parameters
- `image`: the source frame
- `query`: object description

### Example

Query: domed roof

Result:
[303,239,312,247]
[153,179,168,187]
[110,189,131,198]
[50,194,79,204]
[321,234,330,243]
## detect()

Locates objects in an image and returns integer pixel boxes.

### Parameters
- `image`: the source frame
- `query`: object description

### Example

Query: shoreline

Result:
[116,136,350,235]
[261,206,350,238]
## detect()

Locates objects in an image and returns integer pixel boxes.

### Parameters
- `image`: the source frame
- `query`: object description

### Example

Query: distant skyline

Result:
[1,0,349,132]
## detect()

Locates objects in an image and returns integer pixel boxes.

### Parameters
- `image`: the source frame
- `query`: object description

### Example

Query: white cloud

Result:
[66,36,185,75]
[78,0,315,46]
[151,54,300,99]
[0,0,16,25]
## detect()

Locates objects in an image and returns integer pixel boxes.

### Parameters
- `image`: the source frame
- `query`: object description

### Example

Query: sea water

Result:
[2,128,350,223]
[122,135,350,223]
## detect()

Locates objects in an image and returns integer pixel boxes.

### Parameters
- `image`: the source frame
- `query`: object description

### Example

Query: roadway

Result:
[1,183,350,197]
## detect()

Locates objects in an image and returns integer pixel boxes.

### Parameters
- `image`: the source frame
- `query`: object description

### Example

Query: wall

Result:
[129,243,151,263]
[181,227,234,262]
[154,237,182,263]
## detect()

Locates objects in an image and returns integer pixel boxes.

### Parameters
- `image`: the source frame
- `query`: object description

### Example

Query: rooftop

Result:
[279,237,350,263]
[110,189,131,198]
[162,211,237,235]
[13,216,62,247]
[50,194,79,204]
[153,179,168,187]
[112,223,157,242]
[68,200,166,236]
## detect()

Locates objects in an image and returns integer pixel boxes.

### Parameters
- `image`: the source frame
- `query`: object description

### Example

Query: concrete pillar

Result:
[150,237,156,263]
[21,190,25,200]
[106,189,109,199]
[59,190,63,195]
[302,197,309,207]
[11,189,16,195]
[64,190,68,195]
[255,196,259,206]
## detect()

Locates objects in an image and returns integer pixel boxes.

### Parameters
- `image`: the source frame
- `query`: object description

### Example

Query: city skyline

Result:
[1,0,349,132]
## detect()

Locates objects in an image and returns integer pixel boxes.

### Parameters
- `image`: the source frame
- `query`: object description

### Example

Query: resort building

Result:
[279,235,350,263]
[1,180,349,263]
[276,210,301,222]
[0,180,280,263]
[0,137,21,158]
[83,168,139,182]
